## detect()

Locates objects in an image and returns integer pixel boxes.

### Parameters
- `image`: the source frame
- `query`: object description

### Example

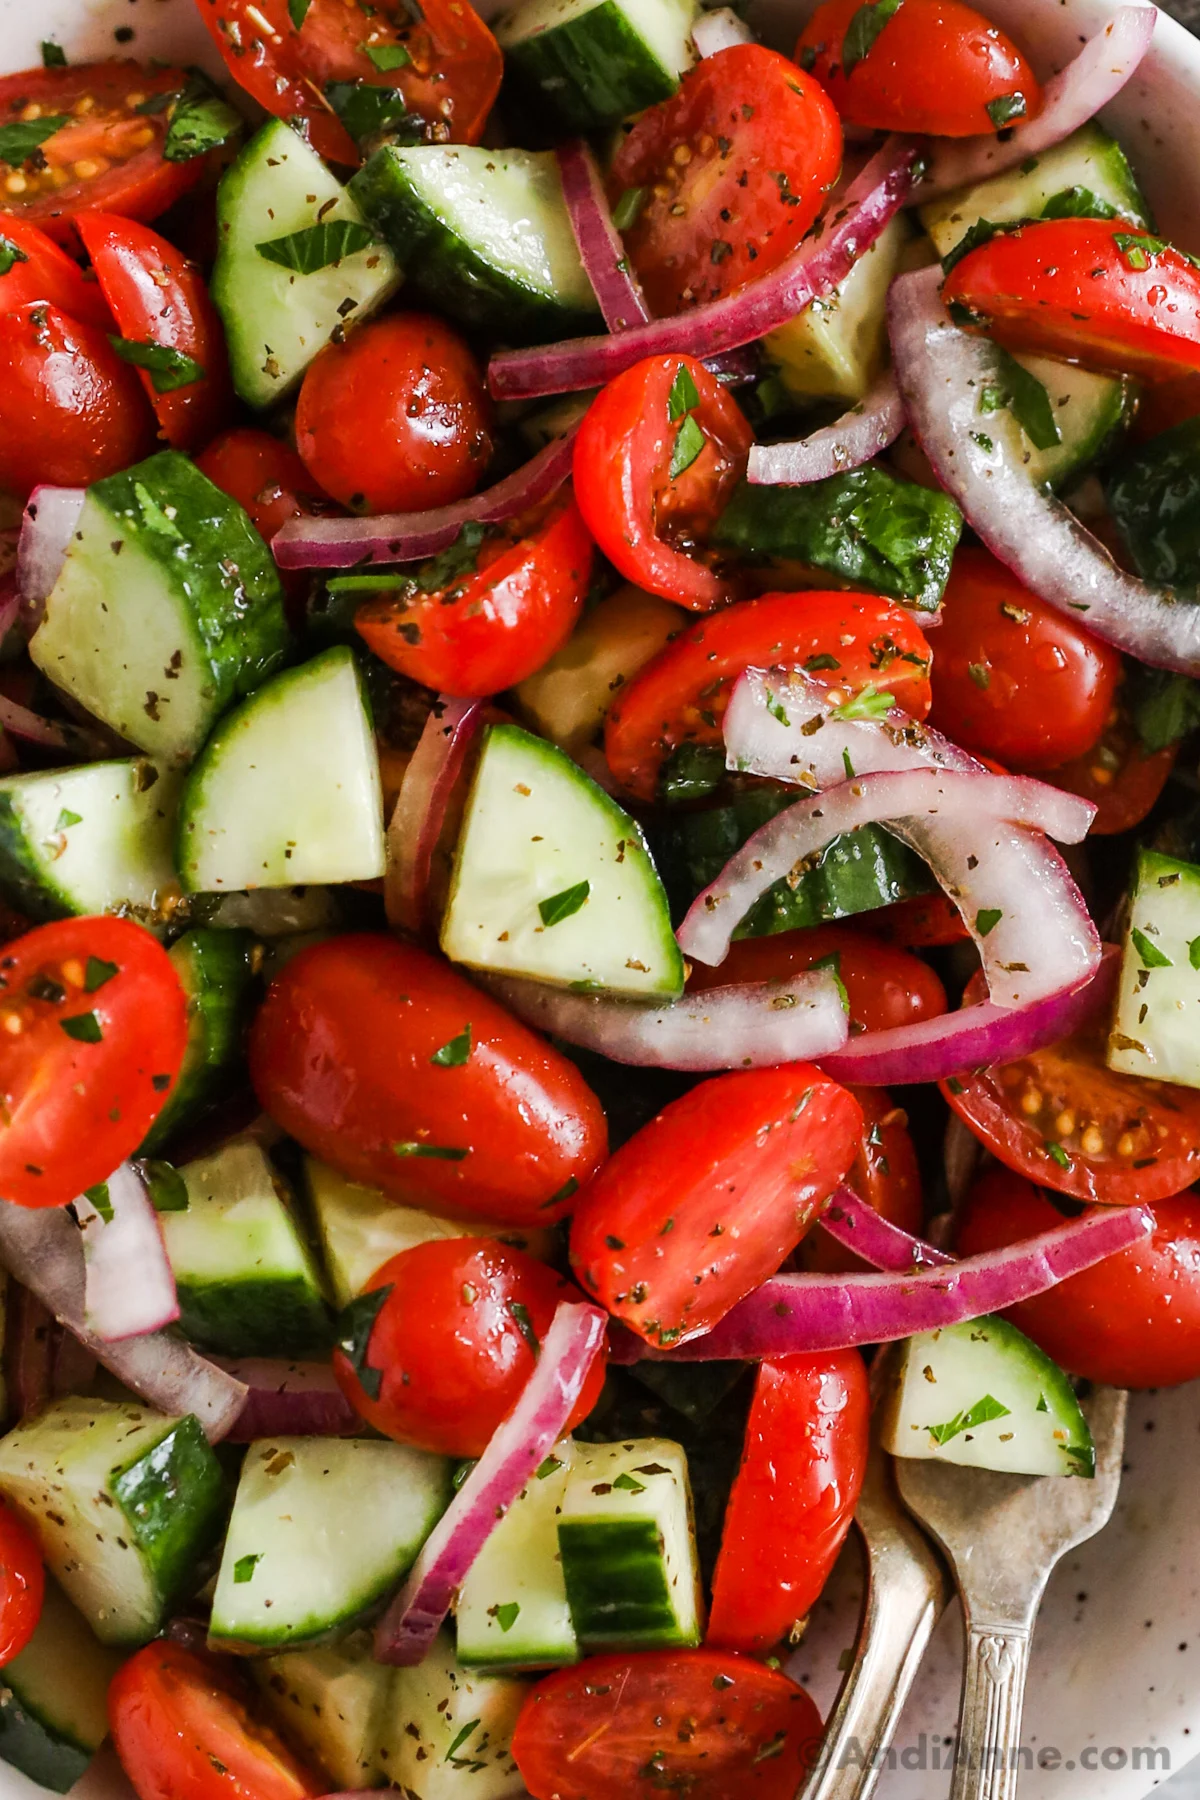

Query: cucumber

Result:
[210,1436,451,1652]
[557,1438,703,1649]
[881,1315,1094,1477]
[0,1579,124,1794]
[304,1157,555,1310]
[379,1630,526,1800]
[253,1631,393,1792]
[765,216,912,403]
[496,0,699,132]
[350,146,598,344]
[456,1442,577,1669]
[514,585,685,753]
[0,758,181,932]
[139,929,259,1154]
[176,646,386,894]
[441,723,684,997]
[0,1397,227,1645]
[213,119,403,411]
[30,452,291,764]
[162,1138,332,1359]
[195,885,343,937]
[712,467,963,613]
[1108,847,1200,1088]
[1107,414,1200,583]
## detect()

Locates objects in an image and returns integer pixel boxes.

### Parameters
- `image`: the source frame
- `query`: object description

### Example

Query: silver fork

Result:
[893,1384,1127,1800]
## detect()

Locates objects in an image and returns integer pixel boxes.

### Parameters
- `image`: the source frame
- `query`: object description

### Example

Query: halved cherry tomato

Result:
[797,0,1040,136]
[196,0,502,167]
[0,64,211,246]
[850,891,970,947]
[250,935,607,1226]
[0,1501,43,1665]
[74,213,231,452]
[928,548,1120,771]
[574,354,754,611]
[109,1641,322,1800]
[707,1349,868,1653]
[333,1237,606,1457]
[608,46,841,317]
[805,1085,924,1275]
[1041,701,1176,834]
[943,220,1200,380]
[688,924,947,1036]
[0,300,156,498]
[570,1065,862,1347]
[295,313,494,515]
[0,216,112,328]
[356,490,593,696]
[941,966,1200,1205]
[0,917,188,1210]
[957,1168,1200,1388]
[604,591,933,801]
[513,1648,823,1800]
[1132,371,1200,443]
[195,428,335,627]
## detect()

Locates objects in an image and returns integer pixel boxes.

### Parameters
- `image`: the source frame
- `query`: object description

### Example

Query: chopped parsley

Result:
[840,0,904,77]
[926,1393,1011,1444]
[393,1142,469,1160]
[256,220,378,275]
[975,908,1003,938]
[494,1602,520,1633]
[612,187,648,231]
[362,42,412,71]
[82,1182,113,1224]
[539,881,590,927]
[60,1012,102,1044]
[985,91,1027,130]
[430,1025,472,1067]
[0,117,69,167]
[334,1286,393,1402]
[829,683,894,722]
[85,956,119,992]
[0,236,27,278]
[233,1553,262,1584]
[108,336,205,393]
[1131,926,1172,969]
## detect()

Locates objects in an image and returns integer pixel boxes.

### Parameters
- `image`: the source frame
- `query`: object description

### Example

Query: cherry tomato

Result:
[1131,371,1200,444]
[195,0,502,167]
[943,220,1200,381]
[804,1085,924,1275]
[250,935,607,1227]
[797,0,1040,136]
[295,313,493,515]
[355,491,593,696]
[1041,702,1176,834]
[605,591,933,801]
[195,428,335,627]
[109,1641,322,1800]
[574,354,754,610]
[608,46,841,317]
[941,966,1200,1204]
[0,216,112,329]
[74,213,231,453]
[0,918,188,1210]
[0,300,155,499]
[333,1238,606,1456]
[849,891,970,947]
[707,1350,868,1653]
[687,924,946,1037]
[0,65,211,247]
[570,1066,862,1347]
[0,1501,43,1665]
[958,1169,1200,1388]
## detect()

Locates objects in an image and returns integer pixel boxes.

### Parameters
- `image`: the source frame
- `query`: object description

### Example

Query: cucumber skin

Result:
[0,1697,90,1795]
[559,1517,695,1647]
[0,792,76,924]
[140,930,258,1155]
[111,1416,229,1620]
[502,4,682,132]
[175,1276,332,1361]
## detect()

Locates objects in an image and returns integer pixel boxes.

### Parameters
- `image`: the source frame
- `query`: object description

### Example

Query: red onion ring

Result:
[17,486,84,630]
[386,697,483,935]
[218,1358,359,1441]
[374,1300,607,1665]
[747,371,905,486]
[817,1184,953,1270]
[74,1164,179,1342]
[557,139,651,334]
[0,697,78,752]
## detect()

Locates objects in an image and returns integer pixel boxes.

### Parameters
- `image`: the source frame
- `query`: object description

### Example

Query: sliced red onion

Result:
[818,1184,952,1270]
[481,970,849,1069]
[0,697,77,751]
[17,486,84,629]
[386,697,483,934]
[693,8,755,55]
[0,578,20,647]
[747,371,905,486]
[944,1112,986,1209]
[218,1358,359,1441]
[273,427,580,571]
[74,1164,178,1343]
[916,8,1156,202]
[375,1301,607,1665]
[487,139,920,400]
[890,266,1200,674]
[557,139,650,334]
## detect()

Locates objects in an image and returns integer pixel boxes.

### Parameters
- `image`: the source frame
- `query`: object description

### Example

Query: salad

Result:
[0,0,1196,1794]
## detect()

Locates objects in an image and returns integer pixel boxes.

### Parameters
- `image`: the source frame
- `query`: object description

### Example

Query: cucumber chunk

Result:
[496,0,700,132]
[351,146,598,343]
[0,758,181,932]
[210,1436,451,1651]
[514,585,684,753]
[766,216,912,403]
[456,1442,577,1669]
[253,1631,393,1791]
[0,1579,124,1794]
[213,119,402,410]
[162,1138,331,1358]
[881,1315,1094,1477]
[557,1438,703,1648]
[441,723,683,996]
[177,646,386,894]
[30,452,290,763]
[1109,847,1200,1088]
[379,1630,526,1799]
[140,929,259,1153]
[0,1398,227,1645]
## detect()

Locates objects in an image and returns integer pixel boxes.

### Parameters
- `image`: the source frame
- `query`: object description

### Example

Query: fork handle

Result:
[948,1621,1033,1800]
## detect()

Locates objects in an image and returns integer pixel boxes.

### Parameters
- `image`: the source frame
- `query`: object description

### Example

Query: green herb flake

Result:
[612,186,647,231]
[417,520,486,593]
[82,1182,113,1225]
[535,1454,562,1479]
[0,236,28,278]
[1188,937,1200,972]
[362,41,412,70]
[445,1720,482,1766]
[1036,1393,1049,1412]
[134,483,184,542]
[810,951,850,1013]
[1040,185,1118,221]
[325,80,418,143]
[804,653,840,672]
[509,1301,540,1355]
[289,0,314,25]
[539,881,590,927]
[842,747,855,778]
[431,1024,472,1067]
[669,412,707,481]
[546,1176,579,1208]
[926,1393,1011,1445]
[1114,230,1170,271]
[840,0,903,77]
[41,41,67,67]
[109,336,205,393]
[830,683,894,722]
[941,217,1010,276]
[257,220,377,276]
[60,1012,102,1044]
[393,1141,469,1161]
[968,661,991,690]
[161,75,243,163]
[985,91,1027,130]
[1131,926,1172,969]
[494,1602,520,1633]
[975,907,1003,938]
[667,364,701,422]
[335,1286,393,1402]
[753,1731,789,1766]
[763,687,790,727]
[1045,1141,1072,1169]
[140,1160,189,1213]
[0,117,69,167]
[54,808,82,832]
[946,1076,965,1095]
[612,1471,646,1493]
[233,1553,262,1585]
[84,956,120,993]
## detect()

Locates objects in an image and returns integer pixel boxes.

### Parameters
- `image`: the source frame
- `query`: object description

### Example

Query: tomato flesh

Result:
[0,215,112,328]
[688,924,946,1037]
[804,1085,925,1275]
[1041,703,1176,835]
[0,1501,43,1666]
[195,427,335,627]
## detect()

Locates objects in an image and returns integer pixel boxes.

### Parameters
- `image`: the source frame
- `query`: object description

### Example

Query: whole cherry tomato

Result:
[0,216,112,329]
[848,891,970,947]
[195,428,336,627]
[0,1502,43,1665]
[688,924,947,1037]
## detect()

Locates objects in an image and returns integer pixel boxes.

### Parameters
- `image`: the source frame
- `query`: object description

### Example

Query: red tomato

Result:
[513,1648,823,1800]
[707,1350,868,1653]
[927,548,1120,771]
[943,220,1200,380]
[195,428,335,626]
[333,1238,606,1456]
[0,1501,43,1665]
[195,0,502,167]
[1041,703,1176,834]
[0,65,211,247]
[250,935,607,1227]
[74,213,231,452]
[849,891,970,947]
[570,1066,862,1347]
[1131,371,1200,443]
[574,354,754,610]
[295,313,494,514]
[0,216,112,328]
[804,1085,924,1275]
[0,918,188,1210]
[109,1642,322,1800]
[687,924,947,1037]
[608,46,841,317]
[605,590,933,801]
[797,0,1040,136]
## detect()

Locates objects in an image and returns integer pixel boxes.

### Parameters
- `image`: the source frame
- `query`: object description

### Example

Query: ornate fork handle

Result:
[949,1620,1034,1800]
